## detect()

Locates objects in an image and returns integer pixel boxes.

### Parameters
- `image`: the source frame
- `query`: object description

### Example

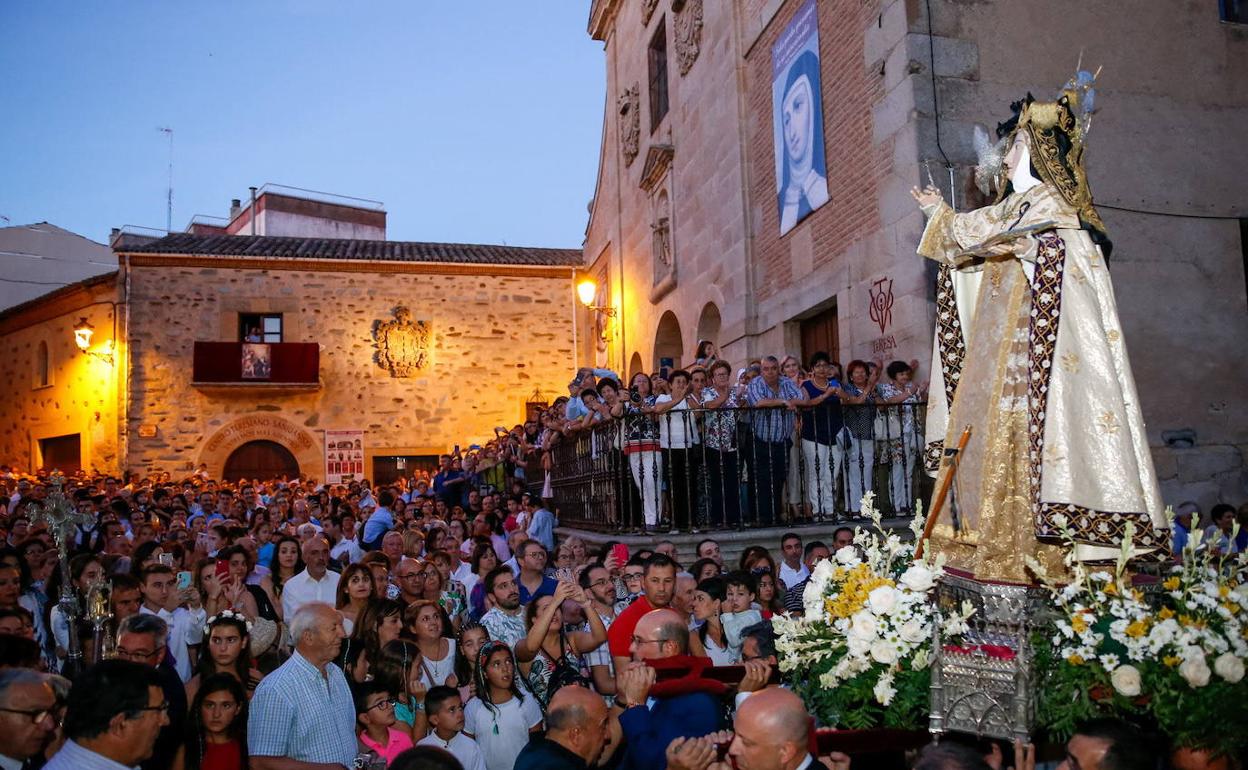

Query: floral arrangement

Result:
[1030,516,1248,755]
[205,608,254,634]
[774,494,974,729]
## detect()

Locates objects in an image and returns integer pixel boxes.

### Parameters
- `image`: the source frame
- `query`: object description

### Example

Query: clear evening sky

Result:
[0,2,605,248]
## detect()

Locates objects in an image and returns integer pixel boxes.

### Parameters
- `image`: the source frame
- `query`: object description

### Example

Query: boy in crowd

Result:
[416,685,486,770]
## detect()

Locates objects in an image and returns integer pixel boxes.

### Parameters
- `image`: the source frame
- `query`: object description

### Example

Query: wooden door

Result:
[800,305,840,367]
[223,440,300,482]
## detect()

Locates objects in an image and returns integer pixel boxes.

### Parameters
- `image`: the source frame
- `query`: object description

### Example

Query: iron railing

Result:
[545,402,929,533]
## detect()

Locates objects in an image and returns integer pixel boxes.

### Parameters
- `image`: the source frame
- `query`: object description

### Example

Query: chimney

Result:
[249,187,258,235]
[229,198,242,220]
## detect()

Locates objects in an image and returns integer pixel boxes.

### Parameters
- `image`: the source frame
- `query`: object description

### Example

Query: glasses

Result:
[0,707,59,725]
[366,698,397,712]
[622,572,643,581]
[631,636,665,647]
[116,647,159,661]
[588,578,611,589]
[134,702,170,716]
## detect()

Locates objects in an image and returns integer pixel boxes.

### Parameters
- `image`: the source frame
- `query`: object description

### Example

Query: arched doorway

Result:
[223,440,300,482]
[628,352,644,381]
[695,303,721,355]
[653,310,684,371]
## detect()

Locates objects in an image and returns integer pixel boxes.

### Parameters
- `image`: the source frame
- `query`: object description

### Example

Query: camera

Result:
[629,387,642,404]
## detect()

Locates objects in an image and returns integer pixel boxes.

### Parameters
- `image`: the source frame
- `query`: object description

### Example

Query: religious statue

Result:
[911,70,1167,583]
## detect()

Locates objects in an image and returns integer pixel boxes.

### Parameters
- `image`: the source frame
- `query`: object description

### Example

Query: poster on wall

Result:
[324,430,365,484]
[240,343,271,379]
[771,0,829,236]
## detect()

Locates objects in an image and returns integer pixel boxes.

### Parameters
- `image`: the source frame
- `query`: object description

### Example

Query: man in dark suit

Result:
[614,609,722,770]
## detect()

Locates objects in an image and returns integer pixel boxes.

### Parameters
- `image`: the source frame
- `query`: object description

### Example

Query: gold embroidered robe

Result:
[918,184,1167,583]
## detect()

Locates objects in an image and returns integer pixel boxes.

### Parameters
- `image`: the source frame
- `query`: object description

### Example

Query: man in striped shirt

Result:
[782,541,830,615]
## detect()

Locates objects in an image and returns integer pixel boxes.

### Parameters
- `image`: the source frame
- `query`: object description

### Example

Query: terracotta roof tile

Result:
[117,233,583,267]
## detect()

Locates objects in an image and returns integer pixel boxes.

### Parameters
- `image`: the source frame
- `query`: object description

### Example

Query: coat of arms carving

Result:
[374,306,430,377]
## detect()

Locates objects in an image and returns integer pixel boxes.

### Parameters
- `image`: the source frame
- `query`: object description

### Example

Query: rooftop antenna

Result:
[157,127,174,233]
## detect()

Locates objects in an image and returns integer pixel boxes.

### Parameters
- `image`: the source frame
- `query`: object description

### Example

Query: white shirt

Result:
[655,394,701,448]
[140,604,205,683]
[464,695,543,770]
[330,537,363,565]
[417,731,486,770]
[451,560,473,586]
[280,568,341,621]
[779,561,810,590]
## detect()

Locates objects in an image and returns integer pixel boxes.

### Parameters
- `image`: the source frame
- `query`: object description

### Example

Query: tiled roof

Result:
[117,233,584,267]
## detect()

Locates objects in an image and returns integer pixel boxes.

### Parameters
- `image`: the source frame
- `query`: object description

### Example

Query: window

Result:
[33,341,50,388]
[239,313,283,343]
[648,18,669,132]
[1220,0,1247,23]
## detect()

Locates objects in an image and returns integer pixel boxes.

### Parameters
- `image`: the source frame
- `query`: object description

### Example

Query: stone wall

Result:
[0,275,124,474]
[124,264,575,477]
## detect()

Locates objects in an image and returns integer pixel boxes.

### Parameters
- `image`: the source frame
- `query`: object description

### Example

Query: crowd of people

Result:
[530,348,929,534]
[0,460,1237,770]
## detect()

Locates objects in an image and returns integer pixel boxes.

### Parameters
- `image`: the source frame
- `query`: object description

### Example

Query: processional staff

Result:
[28,473,96,678]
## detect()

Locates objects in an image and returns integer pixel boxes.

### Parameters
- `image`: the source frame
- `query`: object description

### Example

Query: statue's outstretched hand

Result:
[910,185,943,209]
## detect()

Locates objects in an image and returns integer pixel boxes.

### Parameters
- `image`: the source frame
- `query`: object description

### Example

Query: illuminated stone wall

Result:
[124,264,575,479]
[0,274,124,474]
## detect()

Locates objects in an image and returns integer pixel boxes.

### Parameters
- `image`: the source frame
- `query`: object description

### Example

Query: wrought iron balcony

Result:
[191,341,320,390]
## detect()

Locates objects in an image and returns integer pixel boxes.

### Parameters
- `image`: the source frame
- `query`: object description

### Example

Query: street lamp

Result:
[576,278,616,317]
[73,317,114,364]
[73,318,94,351]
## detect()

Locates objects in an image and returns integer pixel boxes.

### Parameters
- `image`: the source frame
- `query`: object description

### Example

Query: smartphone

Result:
[214,559,231,583]
[611,543,629,565]
[157,552,175,568]
[195,532,212,552]
[176,571,193,591]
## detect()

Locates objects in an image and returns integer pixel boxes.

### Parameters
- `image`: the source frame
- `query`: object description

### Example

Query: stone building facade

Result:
[580,0,1248,507]
[0,233,582,481]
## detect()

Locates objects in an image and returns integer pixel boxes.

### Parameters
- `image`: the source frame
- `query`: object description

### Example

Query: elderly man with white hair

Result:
[249,602,355,770]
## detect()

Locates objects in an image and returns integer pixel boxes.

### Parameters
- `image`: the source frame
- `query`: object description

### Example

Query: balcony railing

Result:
[546,402,929,533]
[191,342,320,388]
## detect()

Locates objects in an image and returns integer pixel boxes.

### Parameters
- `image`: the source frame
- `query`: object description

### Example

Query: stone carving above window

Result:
[374,306,430,377]
[641,0,660,25]
[673,0,703,75]
[618,83,641,167]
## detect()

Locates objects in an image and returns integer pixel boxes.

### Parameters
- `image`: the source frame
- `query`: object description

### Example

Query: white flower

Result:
[1098,653,1120,671]
[848,611,879,642]
[1214,652,1245,683]
[1179,656,1212,688]
[870,639,898,665]
[873,671,896,705]
[1110,665,1141,697]
[867,586,899,616]
[899,563,935,593]
[899,621,926,644]
[812,558,837,582]
[834,546,860,566]
[912,648,930,670]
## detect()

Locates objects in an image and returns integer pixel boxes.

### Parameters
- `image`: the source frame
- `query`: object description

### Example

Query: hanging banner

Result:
[324,430,365,484]
[771,0,829,236]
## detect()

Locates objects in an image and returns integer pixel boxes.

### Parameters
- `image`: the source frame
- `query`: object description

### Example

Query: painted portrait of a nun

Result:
[772,39,830,235]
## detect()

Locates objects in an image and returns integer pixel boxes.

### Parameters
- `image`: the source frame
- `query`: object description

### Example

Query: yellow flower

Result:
[1125,620,1148,638]
[1223,603,1240,616]
[1103,583,1118,597]
[1162,655,1182,668]
[1071,614,1089,634]
[1219,586,1231,599]
[824,564,894,620]
[1163,577,1181,591]
[1158,607,1175,620]
[1067,654,1085,666]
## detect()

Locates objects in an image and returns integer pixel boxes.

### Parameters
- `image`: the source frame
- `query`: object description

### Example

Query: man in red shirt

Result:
[607,553,677,684]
